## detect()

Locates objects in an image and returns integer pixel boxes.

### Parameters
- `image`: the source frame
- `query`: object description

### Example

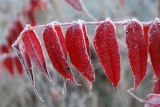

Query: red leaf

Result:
[93,20,121,89]
[9,27,19,41]
[66,22,95,83]
[82,24,90,57]
[6,35,13,47]
[6,27,19,47]
[28,11,36,26]
[16,40,44,101]
[21,28,50,79]
[65,0,84,11]
[2,55,14,76]
[14,56,24,75]
[18,40,34,85]
[125,20,147,89]
[14,19,24,34]
[54,24,67,58]
[153,79,160,94]
[24,2,36,26]
[144,94,160,107]
[30,0,47,11]
[148,21,160,79]
[43,25,77,84]
[36,0,47,11]
[143,25,150,48]
[0,44,9,54]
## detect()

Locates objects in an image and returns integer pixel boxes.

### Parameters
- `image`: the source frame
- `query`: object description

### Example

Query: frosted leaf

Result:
[93,20,121,89]
[125,19,147,89]
[144,94,160,107]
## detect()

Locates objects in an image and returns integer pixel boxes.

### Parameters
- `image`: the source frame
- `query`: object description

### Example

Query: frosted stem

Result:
[12,20,154,54]
[127,88,147,103]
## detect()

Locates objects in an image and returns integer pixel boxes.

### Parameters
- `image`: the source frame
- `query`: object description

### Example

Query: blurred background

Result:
[0,0,159,107]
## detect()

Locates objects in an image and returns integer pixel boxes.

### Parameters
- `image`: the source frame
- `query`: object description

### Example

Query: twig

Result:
[127,88,147,103]
[127,88,160,106]
[14,20,153,33]
[12,20,154,48]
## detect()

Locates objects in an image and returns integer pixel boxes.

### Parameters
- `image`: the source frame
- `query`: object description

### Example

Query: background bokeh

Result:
[0,0,159,107]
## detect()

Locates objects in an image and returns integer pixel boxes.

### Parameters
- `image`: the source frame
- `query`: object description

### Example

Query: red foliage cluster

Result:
[43,25,78,84]
[12,19,160,104]
[0,18,24,76]
[13,19,160,89]
[0,0,47,77]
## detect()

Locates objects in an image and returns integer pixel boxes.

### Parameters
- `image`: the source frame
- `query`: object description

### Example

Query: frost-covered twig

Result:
[12,19,154,48]
[127,88,147,103]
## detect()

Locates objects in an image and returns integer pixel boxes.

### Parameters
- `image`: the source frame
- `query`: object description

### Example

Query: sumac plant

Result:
[10,18,160,106]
